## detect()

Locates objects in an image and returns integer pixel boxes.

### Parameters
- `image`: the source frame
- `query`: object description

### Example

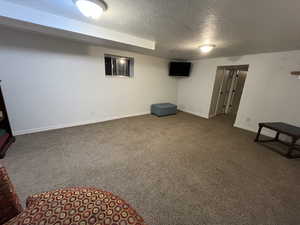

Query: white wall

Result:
[0,27,177,135]
[178,51,300,135]
[2,26,300,138]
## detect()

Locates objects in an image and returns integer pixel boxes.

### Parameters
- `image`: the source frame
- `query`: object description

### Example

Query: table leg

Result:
[275,132,280,141]
[286,137,297,158]
[254,125,263,142]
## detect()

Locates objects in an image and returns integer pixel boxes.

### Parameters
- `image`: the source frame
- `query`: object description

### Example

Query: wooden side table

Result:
[255,122,300,158]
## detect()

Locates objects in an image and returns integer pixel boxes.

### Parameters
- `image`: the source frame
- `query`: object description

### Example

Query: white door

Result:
[215,70,232,115]
[209,68,225,117]
[230,71,247,117]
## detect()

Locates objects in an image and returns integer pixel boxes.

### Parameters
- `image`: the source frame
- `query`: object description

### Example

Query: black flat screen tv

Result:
[169,62,191,77]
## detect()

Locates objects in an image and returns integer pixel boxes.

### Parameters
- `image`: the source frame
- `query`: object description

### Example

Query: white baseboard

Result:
[235,122,300,143]
[234,122,276,138]
[14,111,149,136]
[178,109,209,119]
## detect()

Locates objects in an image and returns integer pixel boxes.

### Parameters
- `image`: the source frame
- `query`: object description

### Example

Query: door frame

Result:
[210,64,249,122]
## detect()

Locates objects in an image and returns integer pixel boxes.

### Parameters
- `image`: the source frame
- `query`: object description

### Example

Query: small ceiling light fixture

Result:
[199,44,216,53]
[73,0,107,19]
[119,58,126,65]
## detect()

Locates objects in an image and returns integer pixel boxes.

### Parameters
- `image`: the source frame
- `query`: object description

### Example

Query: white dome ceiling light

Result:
[199,44,216,53]
[73,0,107,19]
[119,58,126,65]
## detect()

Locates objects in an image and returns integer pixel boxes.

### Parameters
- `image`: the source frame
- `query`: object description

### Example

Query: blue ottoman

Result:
[151,103,177,117]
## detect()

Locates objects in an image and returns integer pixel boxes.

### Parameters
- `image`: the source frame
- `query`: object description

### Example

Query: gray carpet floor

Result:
[2,112,300,225]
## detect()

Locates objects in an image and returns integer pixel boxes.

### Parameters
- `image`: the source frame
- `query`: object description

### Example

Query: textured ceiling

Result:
[4,0,300,59]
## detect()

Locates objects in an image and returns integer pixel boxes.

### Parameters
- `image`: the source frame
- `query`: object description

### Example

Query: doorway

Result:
[209,65,249,125]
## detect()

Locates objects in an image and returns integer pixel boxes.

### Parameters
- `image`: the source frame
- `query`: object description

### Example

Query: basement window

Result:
[105,54,134,77]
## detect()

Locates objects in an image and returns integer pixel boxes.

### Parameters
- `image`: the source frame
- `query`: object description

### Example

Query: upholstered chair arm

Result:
[0,162,23,224]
